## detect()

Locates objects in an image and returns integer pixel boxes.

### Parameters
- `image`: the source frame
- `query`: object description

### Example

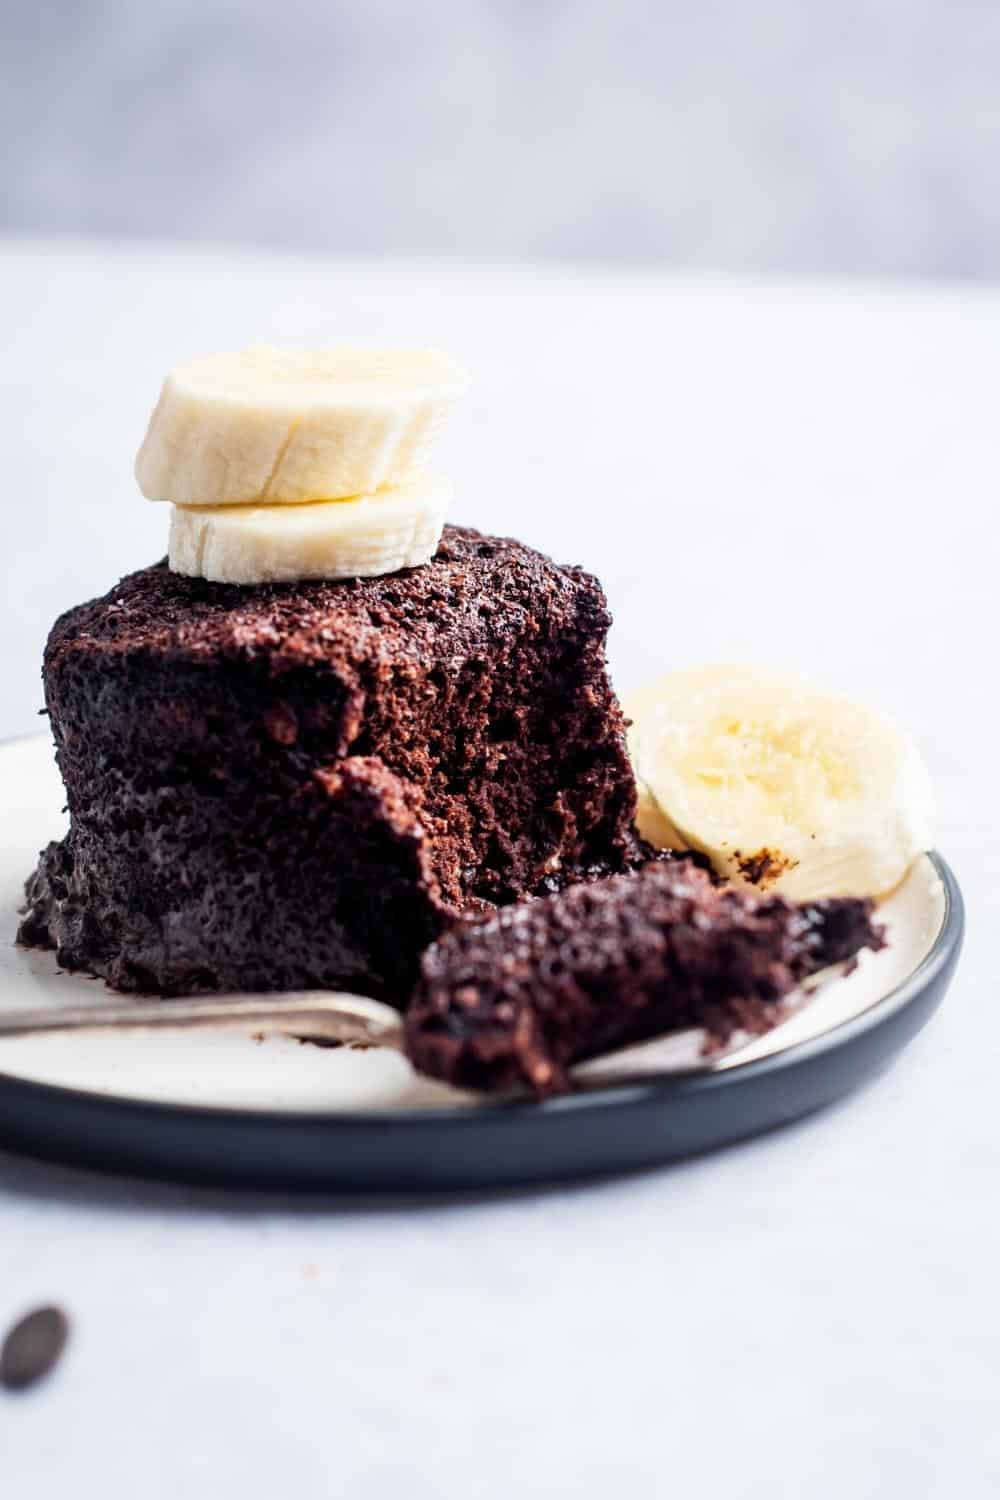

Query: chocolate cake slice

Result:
[406,861,884,1094]
[19,526,641,999]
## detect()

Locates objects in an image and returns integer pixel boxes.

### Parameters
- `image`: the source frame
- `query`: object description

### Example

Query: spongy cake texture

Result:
[19,526,641,999]
[407,861,883,1093]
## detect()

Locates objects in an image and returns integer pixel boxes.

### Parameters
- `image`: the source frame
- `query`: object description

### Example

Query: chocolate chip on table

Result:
[0,1306,70,1391]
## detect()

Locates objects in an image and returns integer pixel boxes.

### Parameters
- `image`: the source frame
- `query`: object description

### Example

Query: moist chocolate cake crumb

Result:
[18,526,643,1000]
[733,848,800,889]
[406,862,884,1094]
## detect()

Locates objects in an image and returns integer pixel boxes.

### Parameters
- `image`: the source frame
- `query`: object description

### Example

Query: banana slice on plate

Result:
[137,346,468,506]
[627,664,933,901]
[169,474,451,585]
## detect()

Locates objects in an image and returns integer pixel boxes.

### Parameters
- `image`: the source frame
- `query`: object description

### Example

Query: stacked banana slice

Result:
[627,664,933,901]
[136,347,468,583]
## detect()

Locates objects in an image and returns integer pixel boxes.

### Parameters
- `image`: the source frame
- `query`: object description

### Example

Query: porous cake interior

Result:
[20,528,639,999]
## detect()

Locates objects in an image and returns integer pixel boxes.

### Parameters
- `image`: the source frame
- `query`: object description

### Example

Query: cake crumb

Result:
[733,848,799,888]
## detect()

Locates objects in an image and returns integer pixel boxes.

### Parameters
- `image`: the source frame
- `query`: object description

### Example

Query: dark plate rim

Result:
[0,811,962,1136]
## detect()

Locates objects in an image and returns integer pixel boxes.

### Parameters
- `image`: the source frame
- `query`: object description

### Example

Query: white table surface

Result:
[0,237,996,1496]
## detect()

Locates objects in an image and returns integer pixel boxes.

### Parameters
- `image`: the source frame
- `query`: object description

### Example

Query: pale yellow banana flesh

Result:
[137,346,468,507]
[168,475,451,585]
[627,664,933,901]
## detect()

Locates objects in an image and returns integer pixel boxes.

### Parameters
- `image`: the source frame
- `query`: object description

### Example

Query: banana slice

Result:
[627,664,933,901]
[168,475,451,584]
[137,347,468,506]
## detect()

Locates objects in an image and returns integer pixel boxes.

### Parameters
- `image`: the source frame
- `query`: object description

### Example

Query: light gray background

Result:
[5,0,1000,275]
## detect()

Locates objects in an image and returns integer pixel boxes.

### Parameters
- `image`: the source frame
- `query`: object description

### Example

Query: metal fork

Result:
[0,991,404,1049]
[0,985,785,1089]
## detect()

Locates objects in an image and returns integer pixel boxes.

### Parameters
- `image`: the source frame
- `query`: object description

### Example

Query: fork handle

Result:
[0,992,404,1049]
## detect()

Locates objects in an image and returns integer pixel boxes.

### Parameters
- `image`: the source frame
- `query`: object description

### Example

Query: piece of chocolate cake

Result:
[406,861,884,1094]
[19,526,642,999]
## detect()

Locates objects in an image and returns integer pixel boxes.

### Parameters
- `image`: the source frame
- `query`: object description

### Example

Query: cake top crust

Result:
[45,525,604,671]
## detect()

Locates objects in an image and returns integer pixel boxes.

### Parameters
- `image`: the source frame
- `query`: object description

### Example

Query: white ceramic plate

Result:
[0,736,962,1190]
